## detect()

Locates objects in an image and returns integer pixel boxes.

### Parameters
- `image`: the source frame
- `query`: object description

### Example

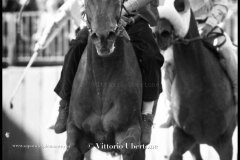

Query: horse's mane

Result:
[182,10,221,60]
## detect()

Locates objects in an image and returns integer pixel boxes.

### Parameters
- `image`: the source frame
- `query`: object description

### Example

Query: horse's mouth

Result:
[96,43,115,57]
[155,31,174,51]
[158,41,170,51]
[157,36,173,51]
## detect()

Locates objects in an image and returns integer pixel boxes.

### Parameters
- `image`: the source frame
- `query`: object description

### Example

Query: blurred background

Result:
[2,0,238,160]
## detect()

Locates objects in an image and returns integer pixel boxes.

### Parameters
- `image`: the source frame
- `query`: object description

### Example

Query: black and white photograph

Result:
[2,0,238,160]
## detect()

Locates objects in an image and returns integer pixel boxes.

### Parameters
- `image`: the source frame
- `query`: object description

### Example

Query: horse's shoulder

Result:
[118,39,132,55]
[121,39,137,60]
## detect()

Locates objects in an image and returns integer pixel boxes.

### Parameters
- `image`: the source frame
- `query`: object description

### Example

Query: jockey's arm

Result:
[34,11,69,51]
[35,0,157,51]
[35,0,84,51]
[205,0,228,27]
[122,0,158,15]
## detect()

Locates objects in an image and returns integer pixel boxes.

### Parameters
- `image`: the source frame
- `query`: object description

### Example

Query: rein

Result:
[173,35,202,45]
[172,26,234,48]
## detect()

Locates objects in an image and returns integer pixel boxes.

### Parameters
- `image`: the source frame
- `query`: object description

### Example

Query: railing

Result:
[2,8,238,67]
[2,11,76,67]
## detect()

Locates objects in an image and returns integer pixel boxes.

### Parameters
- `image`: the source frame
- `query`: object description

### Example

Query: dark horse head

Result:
[85,0,122,56]
[155,0,191,50]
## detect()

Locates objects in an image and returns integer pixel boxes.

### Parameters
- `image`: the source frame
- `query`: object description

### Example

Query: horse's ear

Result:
[174,0,190,12]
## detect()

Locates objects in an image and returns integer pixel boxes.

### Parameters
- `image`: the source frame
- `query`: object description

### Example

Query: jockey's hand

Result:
[201,24,214,38]
[33,42,43,53]
[117,17,131,41]
[121,16,135,25]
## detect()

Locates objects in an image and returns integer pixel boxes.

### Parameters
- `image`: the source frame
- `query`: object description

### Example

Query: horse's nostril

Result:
[161,31,171,38]
[108,31,116,40]
[91,33,98,41]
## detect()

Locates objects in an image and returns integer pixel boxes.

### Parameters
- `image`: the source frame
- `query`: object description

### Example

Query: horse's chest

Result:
[73,66,140,114]
[79,70,123,100]
[72,76,140,140]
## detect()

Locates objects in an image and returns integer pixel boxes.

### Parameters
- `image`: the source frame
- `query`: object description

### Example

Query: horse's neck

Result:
[173,11,207,76]
[87,38,127,78]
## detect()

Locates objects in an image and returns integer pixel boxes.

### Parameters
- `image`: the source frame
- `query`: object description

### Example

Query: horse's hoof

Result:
[169,153,183,160]
[63,147,82,160]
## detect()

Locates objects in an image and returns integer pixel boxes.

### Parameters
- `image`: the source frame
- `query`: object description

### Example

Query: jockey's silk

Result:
[59,0,229,29]
[158,0,228,27]
[189,0,228,27]
[138,2,160,27]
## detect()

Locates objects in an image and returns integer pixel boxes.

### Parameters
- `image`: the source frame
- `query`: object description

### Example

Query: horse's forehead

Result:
[85,0,121,10]
[85,0,121,31]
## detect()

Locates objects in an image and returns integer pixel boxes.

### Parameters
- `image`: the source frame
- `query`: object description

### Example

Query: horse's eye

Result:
[174,0,185,12]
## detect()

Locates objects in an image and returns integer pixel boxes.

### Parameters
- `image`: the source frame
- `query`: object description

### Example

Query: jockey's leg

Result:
[160,47,175,128]
[216,33,238,105]
[54,27,89,134]
[126,19,164,145]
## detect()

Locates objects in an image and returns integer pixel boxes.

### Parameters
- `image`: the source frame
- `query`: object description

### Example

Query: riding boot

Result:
[141,114,153,145]
[54,99,69,134]
[217,33,238,105]
[141,101,154,145]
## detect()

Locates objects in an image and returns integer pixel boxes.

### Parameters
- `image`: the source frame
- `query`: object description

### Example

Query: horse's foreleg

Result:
[189,144,203,160]
[63,122,88,160]
[115,123,141,160]
[169,127,196,160]
[132,148,146,160]
[212,137,233,160]
[211,114,236,160]
[122,154,134,160]
[211,131,235,160]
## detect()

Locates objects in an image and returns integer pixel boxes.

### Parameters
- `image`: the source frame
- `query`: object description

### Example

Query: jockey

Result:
[34,0,164,145]
[159,0,238,128]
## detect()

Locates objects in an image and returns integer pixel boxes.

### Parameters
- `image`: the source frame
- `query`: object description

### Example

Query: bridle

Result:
[172,26,231,48]
[83,0,126,36]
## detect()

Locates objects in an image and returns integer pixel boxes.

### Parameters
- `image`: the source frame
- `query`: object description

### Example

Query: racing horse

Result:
[63,0,150,160]
[155,0,237,159]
